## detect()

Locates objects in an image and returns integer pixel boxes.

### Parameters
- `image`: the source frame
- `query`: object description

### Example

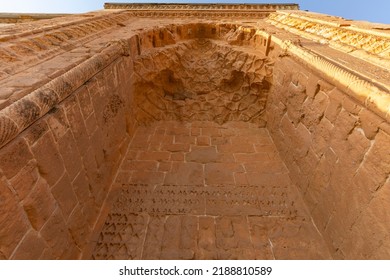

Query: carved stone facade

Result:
[0,3,389,260]
[134,39,272,125]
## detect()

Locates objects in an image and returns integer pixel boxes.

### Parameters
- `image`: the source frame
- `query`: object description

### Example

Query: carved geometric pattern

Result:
[134,39,273,125]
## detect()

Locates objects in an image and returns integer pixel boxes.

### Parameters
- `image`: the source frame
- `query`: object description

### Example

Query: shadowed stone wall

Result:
[0,55,136,259]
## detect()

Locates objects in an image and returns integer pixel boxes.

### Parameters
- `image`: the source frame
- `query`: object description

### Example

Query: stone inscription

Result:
[112,183,298,217]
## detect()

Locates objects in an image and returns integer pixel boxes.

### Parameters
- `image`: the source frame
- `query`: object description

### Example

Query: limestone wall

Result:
[0,55,136,259]
[0,6,389,260]
[267,55,390,259]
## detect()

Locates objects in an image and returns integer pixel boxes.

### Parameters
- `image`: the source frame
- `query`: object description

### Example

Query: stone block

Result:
[331,108,358,141]
[161,143,190,152]
[158,161,172,172]
[244,159,287,173]
[312,117,333,157]
[11,230,47,260]
[343,208,388,259]
[186,146,218,163]
[23,119,49,146]
[197,217,217,259]
[9,160,39,201]
[131,171,165,185]
[235,152,269,163]
[160,215,182,259]
[137,151,170,161]
[191,127,201,136]
[122,160,158,171]
[365,180,390,234]
[90,129,105,168]
[306,75,321,98]
[217,143,255,153]
[46,107,70,142]
[142,215,165,259]
[292,123,312,158]
[40,208,74,259]
[246,172,290,187]
[65,99,90,156]
[23,177,56,231]
[234,172,249,185]
[67,204,90,249]
[342,95,361,115]
[202,127,221,137]
[196,136,210,146]
[354,130,390,192]
[164,162,204,185]
[85,113,98,137]
[72,170,91,207]
[359,109,383,140]
[0,177,30,258]
[51,173,78,221]
[31,132,65,186]
[170,152,184,161]
[76,87,94,119]
[205,163,244,185]
[324,94,342,123]
[0,137,33,179]
[57,131,82,181]
[301,90,329,131]
[174,135,196,144]
[211,136,229,145]
[370,236,390,260]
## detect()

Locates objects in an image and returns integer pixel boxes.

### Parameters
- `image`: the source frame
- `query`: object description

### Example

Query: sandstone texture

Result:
[0,3,389,259]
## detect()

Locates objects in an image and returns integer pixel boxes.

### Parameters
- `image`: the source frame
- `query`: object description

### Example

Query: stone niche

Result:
[0,3,389,260]
[133,38,272,125]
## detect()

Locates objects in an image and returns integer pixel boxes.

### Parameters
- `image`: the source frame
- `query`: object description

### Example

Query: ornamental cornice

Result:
[104,3,300,11]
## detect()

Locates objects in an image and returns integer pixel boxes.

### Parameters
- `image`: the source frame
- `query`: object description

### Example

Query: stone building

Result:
[0,3,389,260]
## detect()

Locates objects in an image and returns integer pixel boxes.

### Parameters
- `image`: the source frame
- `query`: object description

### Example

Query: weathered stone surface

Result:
[51,173,78,221]
[9,160,39,201]
[0,176,30,258]
[134,39,271,125]
[0,138,33,179]
[165,162,204,185]
[186,146,218,163]
[31,132,65,186]
[40,208,75,259]
[1,3,390,261]
[11,230,47,260]
[22,177,56,231]
[268,56,389,259]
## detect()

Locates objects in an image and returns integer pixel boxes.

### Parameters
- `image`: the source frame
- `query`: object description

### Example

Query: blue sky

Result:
[0,0,389,24]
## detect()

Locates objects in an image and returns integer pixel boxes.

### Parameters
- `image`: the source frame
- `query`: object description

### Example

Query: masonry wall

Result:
[266,56,390,259]
[0,55,136,259]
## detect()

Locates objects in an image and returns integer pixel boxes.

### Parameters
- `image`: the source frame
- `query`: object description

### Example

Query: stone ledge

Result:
[0,13,71,24]
[104,3,300,11]
[0,41,126,149]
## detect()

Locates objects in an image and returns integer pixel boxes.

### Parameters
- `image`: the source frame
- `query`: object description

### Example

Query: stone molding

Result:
[267,12,390,68]
[0,11,131,78]
[0,41,127,149]
[104,3,300,11]
[104,3,299,19]
[0,13,71,23]
[126,11,272,19]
